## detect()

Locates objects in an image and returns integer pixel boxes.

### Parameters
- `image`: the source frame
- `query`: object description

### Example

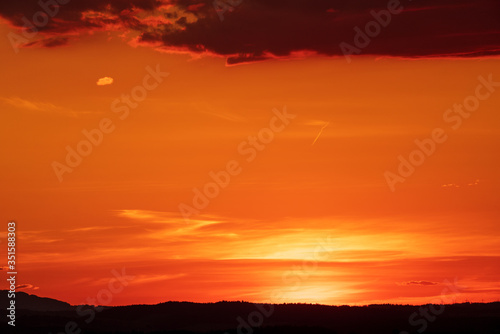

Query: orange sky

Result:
[0,21,500,307]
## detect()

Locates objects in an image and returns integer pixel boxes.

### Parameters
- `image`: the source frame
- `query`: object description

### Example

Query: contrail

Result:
[311,121,330,146]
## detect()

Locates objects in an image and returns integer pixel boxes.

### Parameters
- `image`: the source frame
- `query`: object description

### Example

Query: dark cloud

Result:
[1,0,499,63]
[0,0,160,31]
[402,280,439,286]
[24,36,69,48]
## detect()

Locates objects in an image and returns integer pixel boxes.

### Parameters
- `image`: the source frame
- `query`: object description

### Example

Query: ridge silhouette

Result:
[1,290,499,334]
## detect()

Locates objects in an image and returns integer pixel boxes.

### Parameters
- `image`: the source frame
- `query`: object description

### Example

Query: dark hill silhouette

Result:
[0,290,74,312]
[1,290,499,334]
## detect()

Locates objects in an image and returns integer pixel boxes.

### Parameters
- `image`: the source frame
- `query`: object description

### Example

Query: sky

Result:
[0,0,500,307]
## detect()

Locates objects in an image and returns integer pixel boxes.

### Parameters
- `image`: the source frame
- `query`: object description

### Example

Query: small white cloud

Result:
[442,179,480,188]
[467,179,480,186]
[96,76,113,86]
[442,183,460,188]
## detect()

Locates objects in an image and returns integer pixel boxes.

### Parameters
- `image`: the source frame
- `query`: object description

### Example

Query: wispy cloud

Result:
[16,284,39,290]
[1,96,63,112]
[112,210,498,262]
[12,212,500,305]
[66,226,119,233]
[0,96,90,116]
[191,102,246,122]
[130,274,186,285]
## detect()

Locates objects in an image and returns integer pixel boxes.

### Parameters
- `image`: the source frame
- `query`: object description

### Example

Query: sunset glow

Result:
[0,0,499,309]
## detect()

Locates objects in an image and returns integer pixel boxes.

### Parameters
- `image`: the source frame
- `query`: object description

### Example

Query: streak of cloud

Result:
[400,280,439,286]
[312,121,330,146]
